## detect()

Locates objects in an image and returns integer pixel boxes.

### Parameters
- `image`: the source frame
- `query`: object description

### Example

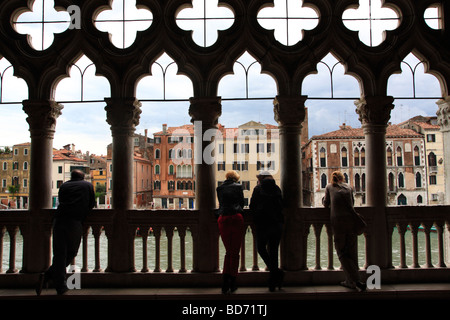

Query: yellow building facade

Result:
[214,121,281,207]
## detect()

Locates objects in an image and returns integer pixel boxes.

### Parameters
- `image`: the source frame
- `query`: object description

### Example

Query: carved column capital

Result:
[355,96,394,127]
[22,100,63,139]
[273,95,307,130]
[436,96,450,132]
[105,98,142,136]
[188,97,222,129]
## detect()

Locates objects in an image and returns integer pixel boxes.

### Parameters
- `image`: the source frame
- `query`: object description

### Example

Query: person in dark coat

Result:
[36,169,95,295]
[216,170,245,294]
[249,171,284,291]
[323,171,366,292]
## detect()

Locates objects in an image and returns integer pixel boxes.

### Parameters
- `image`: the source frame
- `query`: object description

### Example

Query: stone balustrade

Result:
[1,206,449,288]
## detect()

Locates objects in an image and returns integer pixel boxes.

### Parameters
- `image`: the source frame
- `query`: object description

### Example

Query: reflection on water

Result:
[1,227,441,272]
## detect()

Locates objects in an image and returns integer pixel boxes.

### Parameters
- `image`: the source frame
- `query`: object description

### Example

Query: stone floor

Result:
[1,283,449,300]
[1,284,447,318]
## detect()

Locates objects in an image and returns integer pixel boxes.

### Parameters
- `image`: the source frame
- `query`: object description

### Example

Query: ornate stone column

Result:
[274,95,307,271]
[189,97,221,273]
[437,97,450,205]
[355,95,394,268]
[436,96,450,264]
[105,97,141,272]
[22,99,63,273]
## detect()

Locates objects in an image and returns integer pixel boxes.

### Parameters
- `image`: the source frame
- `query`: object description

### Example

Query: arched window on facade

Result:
[398,172,405,188]
[417,195,423,204]
[341,147,348,167]
[416,172,422,188]
[428,152,437,167]
[320,147,326,167]
[361,148,365,166]
[155,149,160,159]
[388,172,395,192]
[397,146,403,166]
[321,173,327,189]
[398,194,407,205]
[387,147,393,166]
[355,173,361,192]
[155,165,160,175]
[354,148,360,166]
[414,146,420,166]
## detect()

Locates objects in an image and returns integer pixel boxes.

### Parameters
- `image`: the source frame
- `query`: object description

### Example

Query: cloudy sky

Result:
[0,0,443,155]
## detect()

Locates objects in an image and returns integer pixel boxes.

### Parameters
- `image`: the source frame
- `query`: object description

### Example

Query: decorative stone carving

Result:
[355,96,394,126]
[105,98,142,136]
[188,97,222,129]
[273,95,307,129]
[437,96,450,132]
[22,100,63,139]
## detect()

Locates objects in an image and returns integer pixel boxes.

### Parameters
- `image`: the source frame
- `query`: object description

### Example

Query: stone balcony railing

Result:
[0,206,449,289]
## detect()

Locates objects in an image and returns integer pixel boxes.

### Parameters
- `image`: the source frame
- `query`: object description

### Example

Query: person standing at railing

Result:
[216,170,245,294]
[249,171,284,292]
[36,169,95,296]
[323,171,366,292]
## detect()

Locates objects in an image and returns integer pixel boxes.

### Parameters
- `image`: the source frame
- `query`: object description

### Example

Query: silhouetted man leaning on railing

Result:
[36,169,95,295]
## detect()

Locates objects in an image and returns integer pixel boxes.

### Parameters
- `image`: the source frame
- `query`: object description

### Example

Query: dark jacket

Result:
[216,179,245,216]
[323,182,357,234]
[249,178,284,225]
[56,178,96,222]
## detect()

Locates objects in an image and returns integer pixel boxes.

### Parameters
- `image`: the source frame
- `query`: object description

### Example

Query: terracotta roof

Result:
[311,124,423,140]
[153,122,278,138]
[52,149,86,162]
[153,124,194,135]
[133,151,151,162]
[412,121,440,130]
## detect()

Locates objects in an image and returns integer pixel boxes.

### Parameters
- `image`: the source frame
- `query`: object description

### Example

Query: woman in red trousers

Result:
[216,170,245,294]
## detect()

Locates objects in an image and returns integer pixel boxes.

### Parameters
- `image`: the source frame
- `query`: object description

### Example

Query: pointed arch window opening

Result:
[0,65,14,103]
[0,58,444,106]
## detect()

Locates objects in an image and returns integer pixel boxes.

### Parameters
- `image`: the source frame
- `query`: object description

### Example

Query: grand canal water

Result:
[1,226,440,272]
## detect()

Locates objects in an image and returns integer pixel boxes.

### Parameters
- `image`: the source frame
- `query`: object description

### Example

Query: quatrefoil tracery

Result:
[12,0,441,51]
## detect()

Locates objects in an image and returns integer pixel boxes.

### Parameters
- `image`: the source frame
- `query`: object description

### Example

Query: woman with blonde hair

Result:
[216,170,245,294]
[323,171,366,292]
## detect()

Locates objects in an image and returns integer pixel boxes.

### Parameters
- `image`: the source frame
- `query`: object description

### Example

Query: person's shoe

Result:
[355,281,367,292]
[57,286,69,295]
[269,269,284,292]
[276,269,285,290]
[35,273,48,296]
[268,271,277,292]
[339,281,356,290]
[222,274,230,294]
[229,276,238,293]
